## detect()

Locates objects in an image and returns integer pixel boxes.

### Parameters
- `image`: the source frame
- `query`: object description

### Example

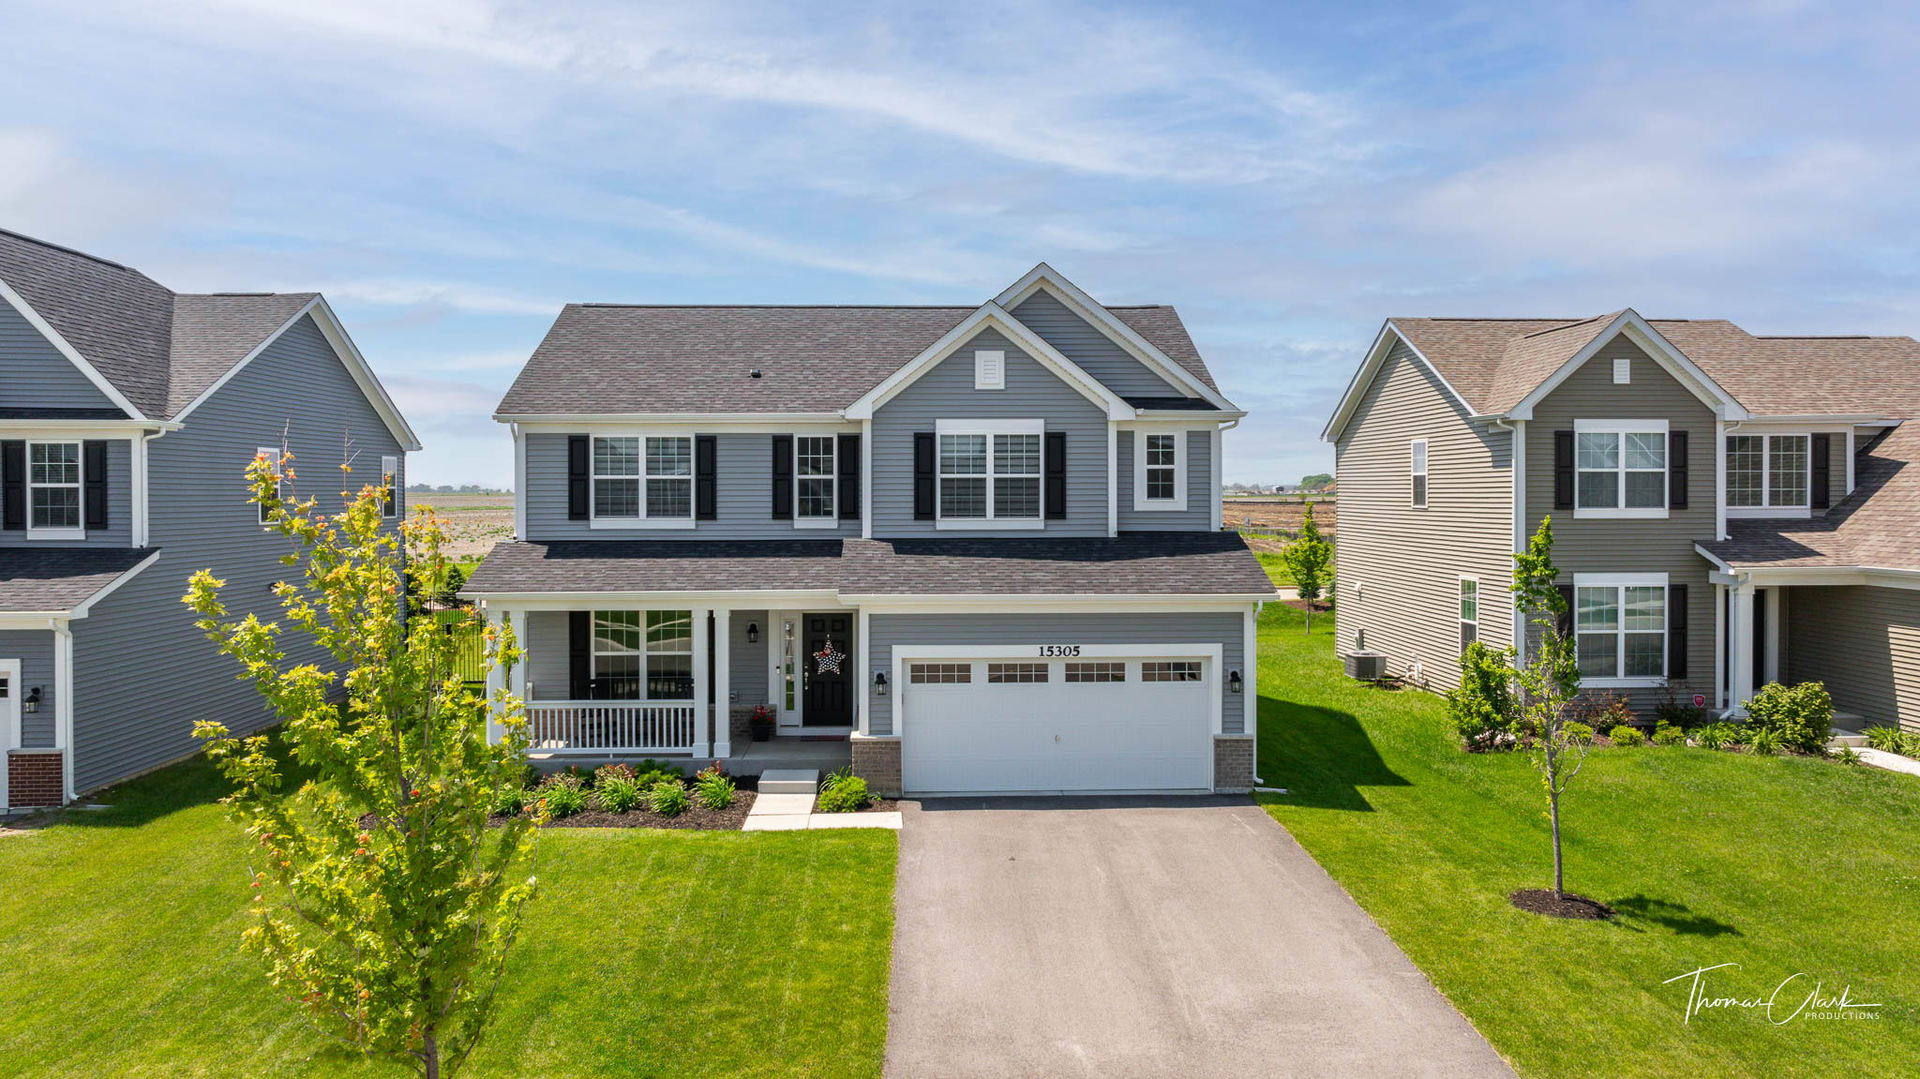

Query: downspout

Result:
[53,616,74,803]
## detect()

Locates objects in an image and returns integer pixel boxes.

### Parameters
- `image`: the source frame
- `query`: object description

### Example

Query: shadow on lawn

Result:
[54,754,232,829]
[1609,895,1742,938]
[1255,692,1409,812]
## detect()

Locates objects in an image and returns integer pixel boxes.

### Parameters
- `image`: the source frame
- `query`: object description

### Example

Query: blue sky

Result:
[4,0,1918,487]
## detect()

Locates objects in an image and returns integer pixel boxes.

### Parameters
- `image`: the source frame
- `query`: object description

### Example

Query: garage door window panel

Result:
[987,662,1049,684]
[1142,661,1202,682]
[909,663,972,684]
[1065,661,1125,683]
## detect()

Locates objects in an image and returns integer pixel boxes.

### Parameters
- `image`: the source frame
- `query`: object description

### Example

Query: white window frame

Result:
[1572,418,1669,520]
[793,435,839,529]
[973,349,1005,391]
[1409,439,1428,508]
[1724,432,1812,518]
[1133,429,1189,511]
[1572,572,1668,688]
[1458,576,1479,650]
[380,455,399,519]
[254,446,281,526]
[589,433,696,530]
[27,440,84,540]
[1612,357,1632,384]
[934,418,1045,530]
[589,609,694,701]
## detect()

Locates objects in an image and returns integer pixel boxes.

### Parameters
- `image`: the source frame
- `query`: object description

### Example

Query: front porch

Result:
[1714,576,1916,732]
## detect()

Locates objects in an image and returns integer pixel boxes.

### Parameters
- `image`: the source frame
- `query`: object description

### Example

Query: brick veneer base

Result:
[729,706,756,749]
[8,750,64,808]
[850,735,902,797]
[1213,736,1254,793]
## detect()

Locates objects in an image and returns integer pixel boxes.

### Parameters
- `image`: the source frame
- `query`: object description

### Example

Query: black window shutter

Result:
[1668,584,1689,680]
[1669,430,1688,509]
[1810,433,1831,509]
[566,436,590,520]
[913,433,935,520]
[1044,431,1067,520]
[83,440,108,531]
[838,433,860,520]
[695,435,717,520]
[569,610,592,699]
[1556,584,1575,639]
[1,441,24,530]
[771,435,793,519]
[1553,430,1574,509]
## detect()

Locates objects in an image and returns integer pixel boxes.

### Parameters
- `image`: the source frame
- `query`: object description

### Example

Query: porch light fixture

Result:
[23,687,40,714]
[873,671,888,697]
[746,622,759,644]
[1228,670,1244,694]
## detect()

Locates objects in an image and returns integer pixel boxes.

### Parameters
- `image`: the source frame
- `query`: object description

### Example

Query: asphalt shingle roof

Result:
[495,303,1217,415]
[1701,425,1920,572]
[465,540,850,594]
[0,547,156,612]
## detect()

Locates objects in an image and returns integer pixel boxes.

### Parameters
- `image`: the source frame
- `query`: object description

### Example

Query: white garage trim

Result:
[890,643,1223,737]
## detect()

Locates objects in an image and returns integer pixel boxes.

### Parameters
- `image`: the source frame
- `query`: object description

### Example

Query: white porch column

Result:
[484,604,506,745]
[713,608,732,758]
[855,607,871,735]
[691,607,711,757]
[506,608,528,704]
[1729,581,1756,714]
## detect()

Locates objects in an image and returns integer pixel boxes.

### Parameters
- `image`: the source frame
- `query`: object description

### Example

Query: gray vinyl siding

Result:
[0,438,131,547]
[1115,429,1214,531]
[729,609,769,707]
[864,611,1246,736]
[1009,292,1182,397]
[524,608,769,706]
[523,432,859,541]
[871,328,1108,538]
[0,630,56,747]
[1787,585,1920,733]
[1334,338,1516,691]
[1524,338,1716,711]
[68,314,406,793]
[0,295,121,411]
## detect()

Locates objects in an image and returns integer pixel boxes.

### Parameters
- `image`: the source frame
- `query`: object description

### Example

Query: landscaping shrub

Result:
[1863,725,1907,753]
[1693,722,1740,750]
[1830,746,1864,766]
[628,760,683,789]
[1744,681,1834,753]
[538,782,588,818]
[817,773,873,813]
[592,774,645,814]
[1746,728,1783,756]
[594,763,636,785]
[539,771,585,791]
[489,785,527,818]
[1562,721,1595,745]
[694,768,736,810]
[1655,681,1709,729]
[1579,692,1638,734]
[1608,725,1645,747]
[646,779,691,817]
[1651,723,1687,747]
[1444,641,1517,751]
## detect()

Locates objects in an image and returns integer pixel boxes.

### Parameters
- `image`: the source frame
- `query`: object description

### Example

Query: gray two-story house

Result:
[464,264,1271,795]
[0,230,419,807]
[1325,308,1920,732]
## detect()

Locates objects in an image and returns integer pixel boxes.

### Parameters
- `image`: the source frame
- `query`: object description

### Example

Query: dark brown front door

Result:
[803,613,852,726]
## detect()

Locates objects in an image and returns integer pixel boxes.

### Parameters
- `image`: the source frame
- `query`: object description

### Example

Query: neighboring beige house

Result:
[1323,309,1920,732]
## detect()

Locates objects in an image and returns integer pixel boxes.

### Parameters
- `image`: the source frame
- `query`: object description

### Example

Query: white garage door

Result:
[900,655,1213,794]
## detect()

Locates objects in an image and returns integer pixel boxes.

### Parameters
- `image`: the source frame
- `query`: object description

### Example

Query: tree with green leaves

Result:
[1511,517,1587,901]
[1299,472,1333,492]
[184,450,538,1078]
[1282,501,1334,632]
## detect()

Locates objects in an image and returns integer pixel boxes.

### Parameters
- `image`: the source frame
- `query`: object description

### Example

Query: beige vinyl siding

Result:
[1786,585,1920,733]
[1524,337,1716,711]
[1334,338,1515,690]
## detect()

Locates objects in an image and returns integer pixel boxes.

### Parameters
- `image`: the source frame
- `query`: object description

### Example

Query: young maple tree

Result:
[1511,517,1588,900]
[1282,501,1334,632]
[184,450,538,1078]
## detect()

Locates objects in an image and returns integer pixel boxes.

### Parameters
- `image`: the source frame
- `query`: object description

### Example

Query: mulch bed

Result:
[533,789,757,830]
[1509,889,1615,920]
[815,795,901,814]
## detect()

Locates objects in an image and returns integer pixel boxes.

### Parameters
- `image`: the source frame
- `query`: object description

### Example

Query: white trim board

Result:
[1322,322,1480,443]
[889,642,1225,739]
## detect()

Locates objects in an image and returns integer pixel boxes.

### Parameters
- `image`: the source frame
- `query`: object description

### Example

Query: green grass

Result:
[1255,604,1918,1078]
[1254,550,1291,587]
[0,758,895,1078]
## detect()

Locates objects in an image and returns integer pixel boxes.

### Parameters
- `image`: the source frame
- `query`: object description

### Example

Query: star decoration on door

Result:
[813,641,846,675]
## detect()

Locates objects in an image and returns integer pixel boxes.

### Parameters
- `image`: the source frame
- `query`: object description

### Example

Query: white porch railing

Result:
[523,701,700,754]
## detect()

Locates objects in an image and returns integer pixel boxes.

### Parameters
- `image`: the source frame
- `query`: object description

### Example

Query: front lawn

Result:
[1254,549,1291,587]
[1255,605,1917,1078]
[0,758,895,1078]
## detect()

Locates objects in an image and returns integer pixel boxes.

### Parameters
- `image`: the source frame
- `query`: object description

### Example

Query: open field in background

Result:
[411,491,515,559]
[1226,497,1336,553]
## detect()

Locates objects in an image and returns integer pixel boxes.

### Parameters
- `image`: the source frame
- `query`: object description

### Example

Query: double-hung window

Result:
[1410,440,1428,508]
[1458,577,1479,652]
[1134,430,1186,510]
[936,419,1042,527]
[1726,434,1808,511]
[795,436,837,525]
[592,436,692,523]
[254,446,282,524]
[1574,574,1666,684]
[1573,420,1666,517]
[28,441,82,537]
[380,455,399,518]
[591,610,693,700]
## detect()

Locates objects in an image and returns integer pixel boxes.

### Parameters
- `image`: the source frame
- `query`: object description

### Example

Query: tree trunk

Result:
[423,1027,439,1079]
[1549,785,1564,900]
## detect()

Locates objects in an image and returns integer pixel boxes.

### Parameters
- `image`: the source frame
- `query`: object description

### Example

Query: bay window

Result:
[590,610,693,700]
[1726,434,1808,510]
[593,436,691,521]
[1574,575,1667,684]
[936,420,1042,526]
[1573,420,1666,516]
[28,441,81,535]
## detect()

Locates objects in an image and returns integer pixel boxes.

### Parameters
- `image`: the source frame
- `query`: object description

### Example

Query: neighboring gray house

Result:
[0,230,419,807]
[465,264,1270,795]
[1325,308,1920,731]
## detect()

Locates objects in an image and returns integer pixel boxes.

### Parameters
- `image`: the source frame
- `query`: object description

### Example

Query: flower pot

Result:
[749,718,774,742]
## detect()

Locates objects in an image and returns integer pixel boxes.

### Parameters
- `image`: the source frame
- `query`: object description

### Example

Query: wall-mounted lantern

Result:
[1227,670,1244,695]
[746,621,760,644]
[24,686,41,714]
[873,671,889,697]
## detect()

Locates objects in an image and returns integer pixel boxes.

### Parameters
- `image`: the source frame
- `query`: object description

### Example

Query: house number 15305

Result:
[1036,645,1082,657]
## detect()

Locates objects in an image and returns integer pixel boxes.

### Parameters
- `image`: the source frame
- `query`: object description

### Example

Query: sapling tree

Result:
[1511,517,1587,900]
[184,450,538,1078]
[1282,501,1334,633]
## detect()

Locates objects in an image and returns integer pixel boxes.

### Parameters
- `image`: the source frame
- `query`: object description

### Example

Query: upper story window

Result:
[1410,439,1428,508]
[380,455,399,518]
[1572,420,1666,518]
[1574,574,1666,684]
[255,446,282,524]
[795,436,837,525]
[590,610,693,700]
[937,420,1042,526]
[594,436,691,521]
[29,441,82,537]
[1726,434,1808,510]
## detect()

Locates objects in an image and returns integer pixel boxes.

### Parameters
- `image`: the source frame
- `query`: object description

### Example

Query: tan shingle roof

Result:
[1703,425,1920,572]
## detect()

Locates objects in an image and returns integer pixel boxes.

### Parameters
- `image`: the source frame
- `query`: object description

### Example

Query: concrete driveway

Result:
[887,797,1513,1079]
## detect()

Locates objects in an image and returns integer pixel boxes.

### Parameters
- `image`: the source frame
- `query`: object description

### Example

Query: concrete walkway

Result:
[1857,747,1920,778]
[740,769,902,831]
[887,797,1512,1079]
